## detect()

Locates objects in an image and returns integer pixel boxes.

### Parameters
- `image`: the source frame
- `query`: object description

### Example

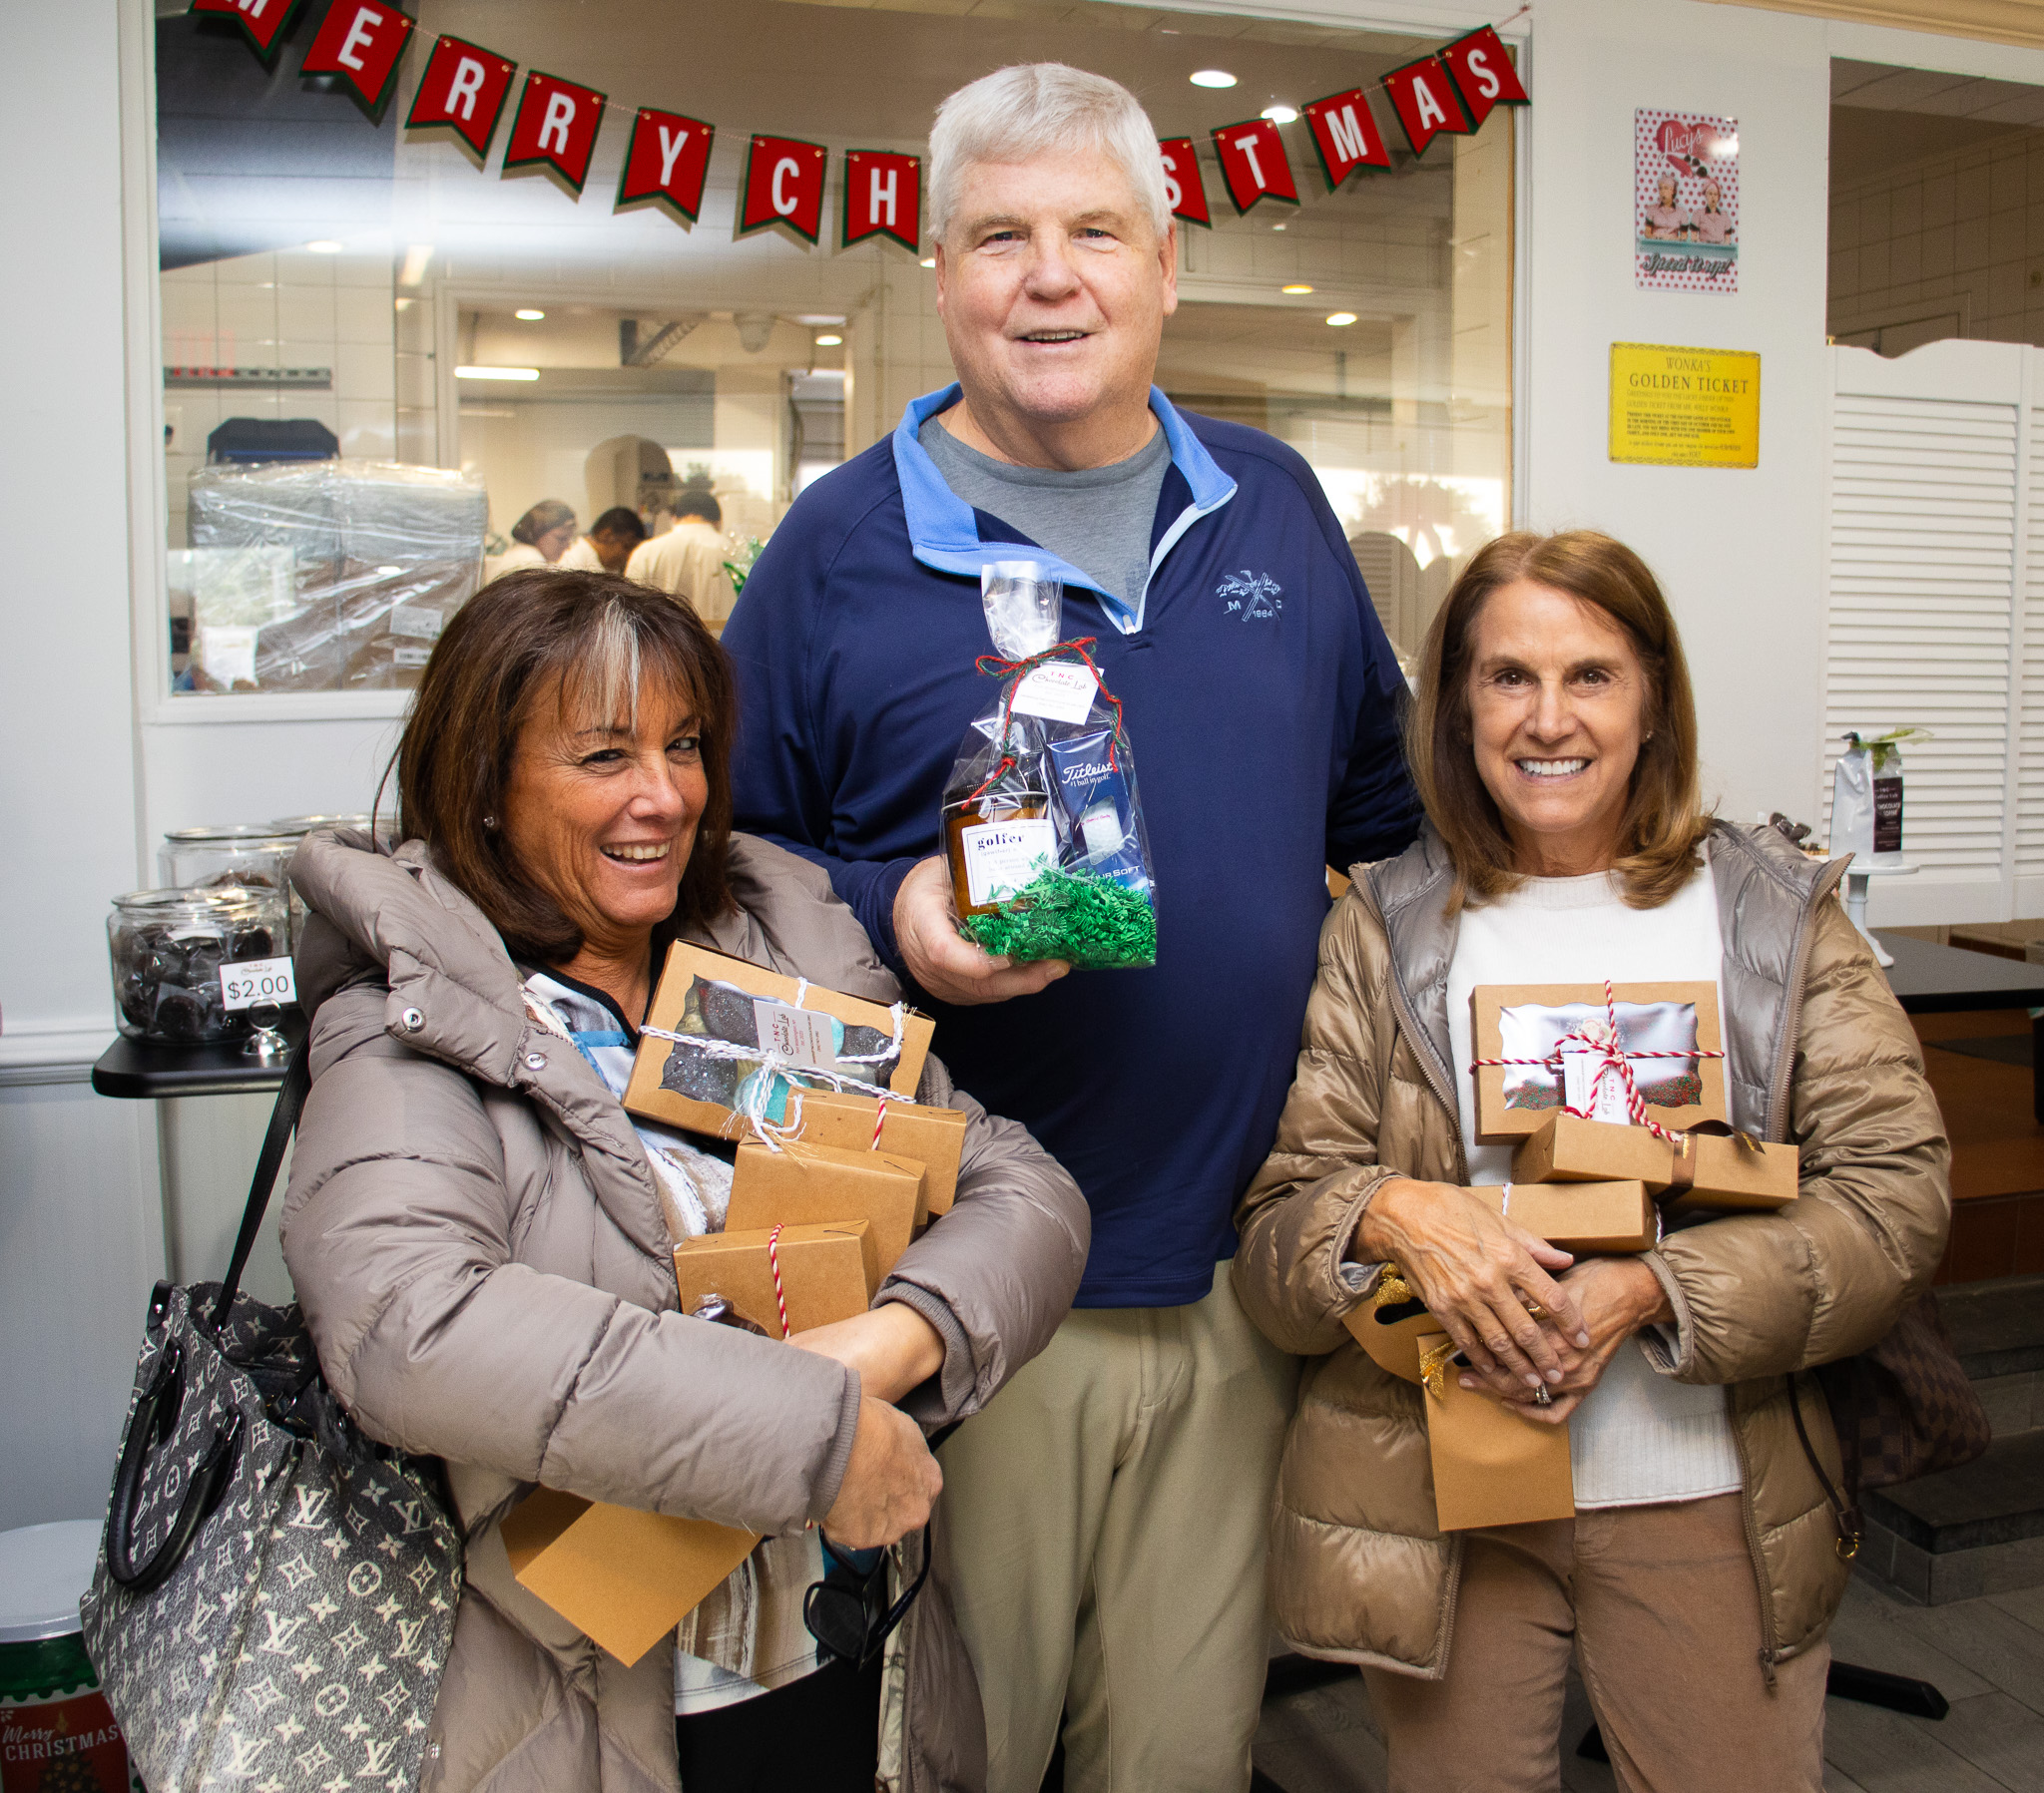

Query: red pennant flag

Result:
[503,71,608,196]
[1384,57,1472,158]
[299,1,413,119]
[615,108,715,227]
[1210,119,1298,217]
[842,151,921,252]
[405,36,518,162]
[1302,89,1391,191]
[1441,26,1529,129]
[190,0,304,65]
[740,135,828,244]
[1158,139,1211,228]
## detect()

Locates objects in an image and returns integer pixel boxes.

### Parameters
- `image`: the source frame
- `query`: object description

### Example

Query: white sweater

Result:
[1443,856,1743,1510]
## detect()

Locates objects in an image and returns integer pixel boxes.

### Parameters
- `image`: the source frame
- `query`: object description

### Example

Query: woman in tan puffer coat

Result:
[280,571,1089,1793]
[1233,531,1948,1793]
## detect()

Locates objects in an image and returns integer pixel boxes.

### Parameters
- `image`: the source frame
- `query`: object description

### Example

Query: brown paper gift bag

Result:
[501,1490,759,1668]
[1417,1332,1575,1532]
[725,1140,926,1276]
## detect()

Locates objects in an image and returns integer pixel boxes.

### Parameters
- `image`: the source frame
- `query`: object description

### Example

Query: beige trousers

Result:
[935,1263,1299,1793]
[1364,1493,1829,1793]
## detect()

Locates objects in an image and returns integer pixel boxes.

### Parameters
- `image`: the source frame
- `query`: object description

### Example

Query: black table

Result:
[90,1011,305,1099]
[1875,930,2044,1121]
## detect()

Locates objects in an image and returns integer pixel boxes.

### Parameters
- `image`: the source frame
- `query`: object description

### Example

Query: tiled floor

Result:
[1251,1576,2044,1793]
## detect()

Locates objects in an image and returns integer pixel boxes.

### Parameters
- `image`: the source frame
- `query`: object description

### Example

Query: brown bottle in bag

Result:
[942,790,1055,917]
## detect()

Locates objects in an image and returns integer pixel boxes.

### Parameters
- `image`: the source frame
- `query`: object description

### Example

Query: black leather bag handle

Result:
[104,1337,246,1592]
[209,1040,312,1332]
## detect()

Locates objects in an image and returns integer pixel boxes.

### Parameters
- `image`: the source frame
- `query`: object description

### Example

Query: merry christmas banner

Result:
[191,4,1531,255]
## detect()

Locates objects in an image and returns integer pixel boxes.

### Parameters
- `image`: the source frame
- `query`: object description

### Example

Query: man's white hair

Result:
[928,64,1169,244]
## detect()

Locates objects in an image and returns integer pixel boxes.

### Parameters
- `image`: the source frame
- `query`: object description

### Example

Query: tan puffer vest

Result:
[1232,821,1950,1679]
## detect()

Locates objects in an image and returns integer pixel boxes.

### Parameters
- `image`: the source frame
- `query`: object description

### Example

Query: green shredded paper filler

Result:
[962,864,1157,970]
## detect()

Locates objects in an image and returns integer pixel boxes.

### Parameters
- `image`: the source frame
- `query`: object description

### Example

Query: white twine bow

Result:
[640,995,917,1153]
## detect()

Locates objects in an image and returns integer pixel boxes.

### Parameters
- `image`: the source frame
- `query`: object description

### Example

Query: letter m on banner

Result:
[190,0,304,66]
[739,135,828,245]
[299,1,413,122]
[405,36,518,164]
[503,71,608,197]
[842,151,921,252]
[616,109,716,227]
[1302,90,1390,191]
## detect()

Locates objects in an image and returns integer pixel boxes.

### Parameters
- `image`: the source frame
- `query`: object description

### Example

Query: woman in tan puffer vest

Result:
[1233,531,1948,1793]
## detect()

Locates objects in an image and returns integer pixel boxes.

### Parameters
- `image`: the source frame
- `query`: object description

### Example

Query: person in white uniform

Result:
[488,499,577,581]
[627,490,738,629]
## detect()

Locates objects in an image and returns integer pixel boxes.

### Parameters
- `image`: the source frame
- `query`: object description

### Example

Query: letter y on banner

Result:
[299,2,414,123]
[1158,139,1211,227]
[1442,27,1529,128]
[616,109,716,227]
[842,152,921,252]
[1210,119,1298,216]
[1384,57,1472,157]
[740,135,827,244]
[190,0,304,66]
[405,36,518,164]
[1302,89,1391,190]
[503,70,608,196]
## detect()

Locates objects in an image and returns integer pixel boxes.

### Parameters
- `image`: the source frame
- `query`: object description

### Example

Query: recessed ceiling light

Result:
[919,256,936,268]
[794,313,846,326]
[814,333,843,347]
[455,365,540,380]
[304,240,342,253]
[1281,283,1314,294]
[514,308,545,321]
[1272,223,1287,232]
[1190,70,1237,89]
[1262,104,1299,124]
[1325,312,1358,327]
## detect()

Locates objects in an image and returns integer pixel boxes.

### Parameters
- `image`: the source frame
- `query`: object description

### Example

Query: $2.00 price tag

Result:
[219,957,297,1013]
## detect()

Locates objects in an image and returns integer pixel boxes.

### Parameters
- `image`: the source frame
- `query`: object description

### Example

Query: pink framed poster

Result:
[1635,110,1739,293]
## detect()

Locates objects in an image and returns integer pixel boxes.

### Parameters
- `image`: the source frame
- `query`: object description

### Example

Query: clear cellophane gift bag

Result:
[939,563,1158,970]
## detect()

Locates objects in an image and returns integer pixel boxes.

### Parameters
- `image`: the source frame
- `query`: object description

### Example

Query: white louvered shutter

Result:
[2017,400,2044,911]
[1822,342,2029,927]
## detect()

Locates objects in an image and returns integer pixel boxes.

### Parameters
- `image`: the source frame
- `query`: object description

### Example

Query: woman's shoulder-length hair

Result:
[386,567,737,964]
[1409,529,1712,911]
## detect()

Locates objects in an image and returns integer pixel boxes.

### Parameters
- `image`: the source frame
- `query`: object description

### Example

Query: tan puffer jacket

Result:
[280,828,1090,1792]
[1232,821,1949,1680]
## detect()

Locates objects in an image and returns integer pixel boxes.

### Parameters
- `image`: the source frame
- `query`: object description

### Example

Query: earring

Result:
[483,814,498,829]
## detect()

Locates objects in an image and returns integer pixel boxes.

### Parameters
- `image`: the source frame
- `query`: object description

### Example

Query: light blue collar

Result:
[891,384,1237,635]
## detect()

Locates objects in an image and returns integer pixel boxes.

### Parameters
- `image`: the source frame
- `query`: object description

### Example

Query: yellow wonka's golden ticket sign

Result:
[1608,342,1760,468]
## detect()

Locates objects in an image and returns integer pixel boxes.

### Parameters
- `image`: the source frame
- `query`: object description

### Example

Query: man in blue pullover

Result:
[726,63,1421,1793]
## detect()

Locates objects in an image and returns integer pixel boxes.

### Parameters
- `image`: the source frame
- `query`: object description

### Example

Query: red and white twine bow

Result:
[1469,981,1724,1145]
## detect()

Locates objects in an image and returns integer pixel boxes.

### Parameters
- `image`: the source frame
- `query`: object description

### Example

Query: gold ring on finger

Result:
[1521,1298,1547,1320]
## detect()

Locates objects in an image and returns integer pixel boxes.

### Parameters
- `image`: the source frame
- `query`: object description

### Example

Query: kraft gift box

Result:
[1471,1180,1657,1255]
[502,1490,759,1668]
[671,1220,877,1337]
[624,941,934,1136]
[1417,1333,1576,1532]
[724,1139,927,1276]
[791,1089,968,1215]
[1511,1113,1797,1214]
[1470,981,1729,1141]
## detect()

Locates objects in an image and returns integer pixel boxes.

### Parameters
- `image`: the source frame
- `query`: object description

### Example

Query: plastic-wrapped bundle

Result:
[186,460,487,691]
[939,563,1158,970]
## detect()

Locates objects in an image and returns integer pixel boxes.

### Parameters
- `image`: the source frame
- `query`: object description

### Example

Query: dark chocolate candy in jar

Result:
[106,886,289,1044]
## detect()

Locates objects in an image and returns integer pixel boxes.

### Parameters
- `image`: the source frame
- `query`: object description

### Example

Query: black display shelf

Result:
[90,1011,305,1099]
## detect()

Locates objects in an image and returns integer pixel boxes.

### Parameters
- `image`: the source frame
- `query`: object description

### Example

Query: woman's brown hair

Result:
[1409,530,1710,910]
[387,567,737,962]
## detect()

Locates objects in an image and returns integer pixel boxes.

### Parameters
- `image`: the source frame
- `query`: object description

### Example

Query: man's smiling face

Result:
[934,145,1177,443]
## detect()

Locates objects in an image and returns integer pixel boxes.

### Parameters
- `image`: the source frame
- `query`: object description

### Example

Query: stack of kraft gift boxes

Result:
[1344,981,1800,1534]
[498,943,966,1667]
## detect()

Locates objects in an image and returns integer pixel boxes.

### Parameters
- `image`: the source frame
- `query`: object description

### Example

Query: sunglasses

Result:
[802,1520,933,1667]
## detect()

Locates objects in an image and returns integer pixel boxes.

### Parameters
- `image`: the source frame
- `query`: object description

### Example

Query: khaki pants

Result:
[1364,1494,1828,1793]
[935,1263,1299,1793]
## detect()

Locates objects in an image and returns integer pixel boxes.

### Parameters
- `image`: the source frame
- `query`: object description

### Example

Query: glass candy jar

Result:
[160,823,300,944]
[107,886,288,1044]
